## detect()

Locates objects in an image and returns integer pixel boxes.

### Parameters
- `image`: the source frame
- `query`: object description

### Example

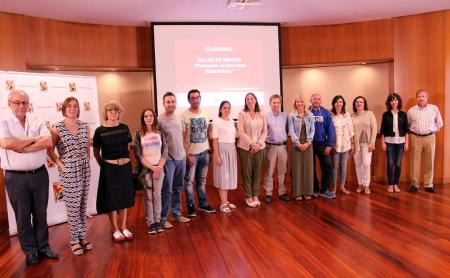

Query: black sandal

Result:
[71,243,84,256]
[80,240,93,250]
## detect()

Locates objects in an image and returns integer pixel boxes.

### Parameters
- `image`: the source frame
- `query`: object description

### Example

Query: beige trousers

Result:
[410,133,435,188]
[263,145,288,196]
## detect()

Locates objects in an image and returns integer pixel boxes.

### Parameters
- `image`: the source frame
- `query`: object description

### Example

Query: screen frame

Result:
[151,22,283,115]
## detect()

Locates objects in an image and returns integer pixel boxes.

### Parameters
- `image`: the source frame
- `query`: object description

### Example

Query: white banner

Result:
[0,71,101,236]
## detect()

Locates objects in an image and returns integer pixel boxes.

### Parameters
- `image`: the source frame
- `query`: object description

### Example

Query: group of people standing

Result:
[0,88,443,266]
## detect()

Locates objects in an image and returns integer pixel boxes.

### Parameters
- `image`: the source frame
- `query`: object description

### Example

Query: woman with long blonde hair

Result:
[288,94,315,200]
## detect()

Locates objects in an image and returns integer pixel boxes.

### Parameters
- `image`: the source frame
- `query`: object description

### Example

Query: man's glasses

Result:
[9,100,29,106]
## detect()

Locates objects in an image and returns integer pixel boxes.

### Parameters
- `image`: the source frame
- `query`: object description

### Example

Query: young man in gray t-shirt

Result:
[159,92,191,229]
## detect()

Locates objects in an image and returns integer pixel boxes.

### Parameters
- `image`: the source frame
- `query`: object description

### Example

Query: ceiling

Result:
[1,0,450,27]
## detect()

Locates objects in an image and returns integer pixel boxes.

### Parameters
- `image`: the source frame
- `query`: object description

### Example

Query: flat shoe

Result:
[339,188,350,195]
[356,185,363,193]
[387,186,394,193]
[394,185,401,192]
[295,196,303,201]
[122,229,134,240]
[364,187,371,195]
[71,243,84,256]
[220,204,231,213]
[246,198,256,208]
[112,231,126,242]
[80,240,93,250]
[226,202,236,209]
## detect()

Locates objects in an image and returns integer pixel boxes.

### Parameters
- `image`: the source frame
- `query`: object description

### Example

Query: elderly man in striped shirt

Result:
[407,89,443,193]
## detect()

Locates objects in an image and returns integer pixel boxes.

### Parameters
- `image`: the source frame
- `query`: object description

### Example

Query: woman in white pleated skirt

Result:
[212,101,238,213]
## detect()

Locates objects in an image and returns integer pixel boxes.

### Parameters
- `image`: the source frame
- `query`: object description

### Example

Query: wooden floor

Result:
[1,182,450,277]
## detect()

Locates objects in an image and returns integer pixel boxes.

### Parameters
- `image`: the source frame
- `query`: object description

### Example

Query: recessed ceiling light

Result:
[228,0,262,10]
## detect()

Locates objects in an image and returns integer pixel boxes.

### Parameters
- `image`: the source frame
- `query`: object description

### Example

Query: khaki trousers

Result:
[410,133,435,188]
[263,145,288,196]
[239,148,265,197]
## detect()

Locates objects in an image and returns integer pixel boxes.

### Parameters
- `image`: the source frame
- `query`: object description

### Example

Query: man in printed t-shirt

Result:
[181,89,216,217]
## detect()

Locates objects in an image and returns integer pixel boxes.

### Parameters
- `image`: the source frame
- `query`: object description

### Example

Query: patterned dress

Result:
[55,120,91,245]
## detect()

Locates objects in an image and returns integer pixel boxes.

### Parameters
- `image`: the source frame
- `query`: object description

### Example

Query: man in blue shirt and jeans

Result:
[310,93,336,199]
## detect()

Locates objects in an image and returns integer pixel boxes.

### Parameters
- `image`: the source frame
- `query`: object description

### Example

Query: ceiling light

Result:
[228,0,262,10]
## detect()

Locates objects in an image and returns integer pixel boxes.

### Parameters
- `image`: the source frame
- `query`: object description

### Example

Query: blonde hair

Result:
[102,101,124,121]
[292,94,307,112]
[416,89,429,98]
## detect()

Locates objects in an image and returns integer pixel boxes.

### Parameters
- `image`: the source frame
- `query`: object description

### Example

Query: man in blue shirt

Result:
[310,93,336,198]
[263,94,289,203]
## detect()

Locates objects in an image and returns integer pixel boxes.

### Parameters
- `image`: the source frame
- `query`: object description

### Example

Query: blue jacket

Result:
[288,111,315,144]
[310,106,335,146]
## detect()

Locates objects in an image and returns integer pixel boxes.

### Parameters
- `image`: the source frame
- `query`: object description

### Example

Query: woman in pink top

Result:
[134,108,167,234]
[237,93,267,208]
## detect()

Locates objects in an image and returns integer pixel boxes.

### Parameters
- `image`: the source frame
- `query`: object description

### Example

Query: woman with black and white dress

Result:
[47,97,91,256]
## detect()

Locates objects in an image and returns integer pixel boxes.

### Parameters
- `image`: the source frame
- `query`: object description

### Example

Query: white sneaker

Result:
[245,198,256,208]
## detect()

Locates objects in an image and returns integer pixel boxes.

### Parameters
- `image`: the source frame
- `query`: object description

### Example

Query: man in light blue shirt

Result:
[263,94,289,203]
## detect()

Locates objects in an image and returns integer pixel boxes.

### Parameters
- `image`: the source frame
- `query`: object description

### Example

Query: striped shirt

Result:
[407,104,443,135]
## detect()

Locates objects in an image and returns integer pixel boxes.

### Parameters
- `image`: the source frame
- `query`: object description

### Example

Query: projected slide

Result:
[153,24,281,119]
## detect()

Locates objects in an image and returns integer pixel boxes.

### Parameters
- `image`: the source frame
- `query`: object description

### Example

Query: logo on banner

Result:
[84,102,91,111]
[6,80,15,91]
[69,82,77,92]
[27,102,34,113]
[52,182,64,202]
[40,81,48,92]
[56,102,63,111]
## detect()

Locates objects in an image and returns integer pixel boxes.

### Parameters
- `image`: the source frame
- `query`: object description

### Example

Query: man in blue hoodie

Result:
[310,93,336,198]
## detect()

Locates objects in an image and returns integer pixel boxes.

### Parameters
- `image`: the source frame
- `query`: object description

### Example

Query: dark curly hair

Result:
[385,93,403,111]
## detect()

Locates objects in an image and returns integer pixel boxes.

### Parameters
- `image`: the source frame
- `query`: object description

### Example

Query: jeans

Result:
[331,151,350,186]
[144,170,164,225]
[185,151,210,208]
[161,159,186,221]
[313,144,333,193]
[386,143,405,185]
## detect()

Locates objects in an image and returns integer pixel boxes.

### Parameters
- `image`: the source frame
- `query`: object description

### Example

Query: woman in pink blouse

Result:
[237,93,267,208]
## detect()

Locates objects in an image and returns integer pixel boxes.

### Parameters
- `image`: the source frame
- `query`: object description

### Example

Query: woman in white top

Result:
[212,101,238,213]
[330,95,354,195]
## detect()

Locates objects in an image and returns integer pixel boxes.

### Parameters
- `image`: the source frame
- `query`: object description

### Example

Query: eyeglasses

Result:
[107,108,120,112]
[9,100,29,106]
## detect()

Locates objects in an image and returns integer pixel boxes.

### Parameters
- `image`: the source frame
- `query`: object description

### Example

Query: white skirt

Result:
[213,142,238,190]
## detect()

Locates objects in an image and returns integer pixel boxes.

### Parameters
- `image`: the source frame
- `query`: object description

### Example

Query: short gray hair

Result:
[8,90,28,102]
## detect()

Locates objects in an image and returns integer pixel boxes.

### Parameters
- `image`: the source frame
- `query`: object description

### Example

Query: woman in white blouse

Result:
[330,95,354,195]
[212,101,238,213]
